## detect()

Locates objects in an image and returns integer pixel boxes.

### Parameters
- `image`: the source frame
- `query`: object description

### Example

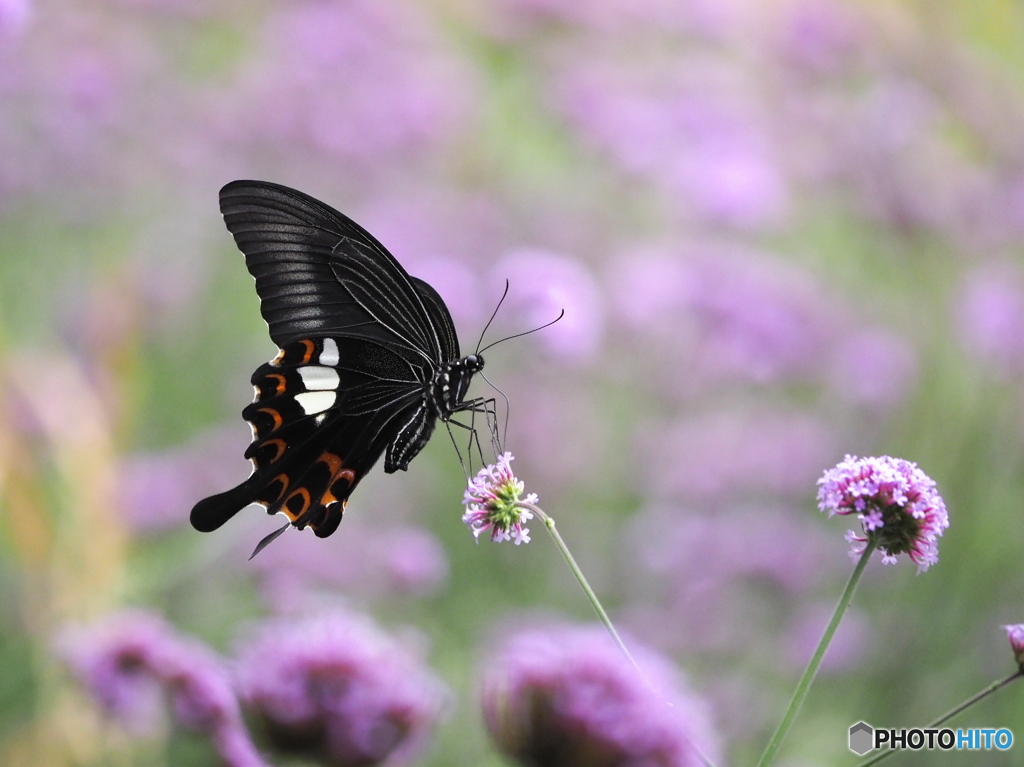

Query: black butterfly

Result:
[190,180,490,553]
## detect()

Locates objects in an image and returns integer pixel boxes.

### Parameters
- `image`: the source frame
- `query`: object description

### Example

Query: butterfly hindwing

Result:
[189,417,339,533]
[190,335,427,535]
[259,403,427,537]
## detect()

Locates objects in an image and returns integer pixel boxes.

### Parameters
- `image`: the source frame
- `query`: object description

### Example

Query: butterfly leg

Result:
[456,396,501,461]
[465,407,481,467]
[444,419,471,477]
[446,417,484,475]
[478,396,502,456]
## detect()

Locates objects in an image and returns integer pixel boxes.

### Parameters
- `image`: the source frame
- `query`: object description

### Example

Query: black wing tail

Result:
[189,413,340,534]
[190,471,266,532]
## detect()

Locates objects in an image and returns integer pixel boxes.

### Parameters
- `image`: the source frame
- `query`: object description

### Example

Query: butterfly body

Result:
[190,181,484,543]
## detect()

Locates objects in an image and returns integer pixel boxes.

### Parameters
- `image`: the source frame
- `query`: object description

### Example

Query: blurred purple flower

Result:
[481,0,712,39]
[628,504,844,658]
[59,612,169,733]
[504,379,611,488]
[827,328,918,408]
[228,1,477,170]
[58,611,266,767]
[998,173,1024,243]
[556,58,789,229]
[355,189,505,329]
[818,454,949,572]
[956,265,1024,375]
[379,526,450,593]
[462,452,537,545]
[787,601,869,673]
[358,190,504,270]
[251,522,449,611]
[676,133,789,229]
[828,77,965,233]
[493,248,604,362]
[635,505,835,599]
[0,0,28,35]
[1003,624,1024,669]
[107,0,208,15]
[118,425,251,533]
[52,54,136,164]
[408,256,487,330]
[234,611,448,767]
[777,0,863,75]
[610,248,690,330]
[481,624,719,767]
[0,12,188,210]
[644,409,834,503]
[610,244,836,386]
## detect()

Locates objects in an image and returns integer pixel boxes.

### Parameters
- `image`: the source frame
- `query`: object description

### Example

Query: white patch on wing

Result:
[297,366,340,391]
[295,391,336,415]
[319,338,340,366]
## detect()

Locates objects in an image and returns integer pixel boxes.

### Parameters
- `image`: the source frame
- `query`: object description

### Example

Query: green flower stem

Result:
[520,503,637,668]
[857,670,1023,767]
[756,539,877,767]
[519,502,718,767]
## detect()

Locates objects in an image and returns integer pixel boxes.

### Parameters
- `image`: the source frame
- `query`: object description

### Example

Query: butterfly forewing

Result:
[411,277,460,362]
[220,181,444,359]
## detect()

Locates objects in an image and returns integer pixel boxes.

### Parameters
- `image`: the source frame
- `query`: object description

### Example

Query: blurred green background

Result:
[3,0,1024,764]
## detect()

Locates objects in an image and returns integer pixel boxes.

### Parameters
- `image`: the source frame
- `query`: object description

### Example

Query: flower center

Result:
[868,502,922,555]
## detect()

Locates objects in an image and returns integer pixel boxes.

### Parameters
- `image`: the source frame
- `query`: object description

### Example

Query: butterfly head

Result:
[435,353,485,419]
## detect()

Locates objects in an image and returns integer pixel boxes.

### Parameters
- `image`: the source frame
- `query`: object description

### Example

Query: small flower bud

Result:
[1003,624,1024,670]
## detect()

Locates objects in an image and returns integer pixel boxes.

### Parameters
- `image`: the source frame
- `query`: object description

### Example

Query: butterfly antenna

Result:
[478,308,565,355]
[475,280,510,355]
[479,372,510,451]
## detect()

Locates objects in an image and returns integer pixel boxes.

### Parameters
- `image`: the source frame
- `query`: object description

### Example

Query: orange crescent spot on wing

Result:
[265,373,287,396]
[263,438,287,463]
[299,339,315,364]
[257,407,283,431]
[255,473,290,507]
[318,452,357,506]
[322,469,357,505]
[317,452,343,474]
[283,487,311,521]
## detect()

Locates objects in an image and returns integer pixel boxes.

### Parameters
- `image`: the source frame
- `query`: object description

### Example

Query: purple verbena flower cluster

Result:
[481,624,719,767]
[817,454,948,572]
[60,608,449,767]
[234,611,448,767]
[58,611,266,767]
[462,452,538,544]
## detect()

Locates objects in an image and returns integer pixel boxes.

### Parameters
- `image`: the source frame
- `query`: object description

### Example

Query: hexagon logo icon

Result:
[849,721,873,755]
